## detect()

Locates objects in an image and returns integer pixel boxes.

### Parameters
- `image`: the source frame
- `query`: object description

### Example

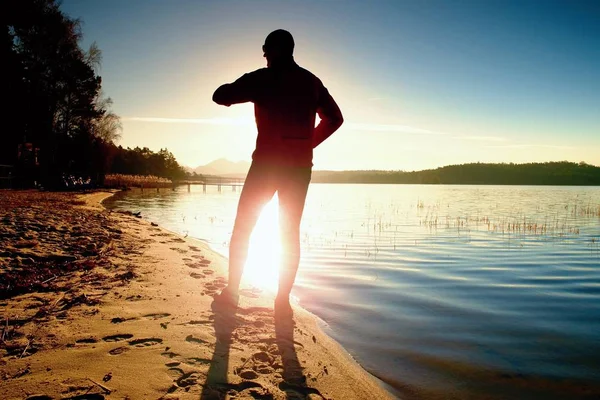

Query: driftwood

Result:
[19,339,31,359]
[1,317,8,342]
[87,377,112,394]
[41,275,58,284]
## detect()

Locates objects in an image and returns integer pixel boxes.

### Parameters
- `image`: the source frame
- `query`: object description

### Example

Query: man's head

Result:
[263,29,294,65]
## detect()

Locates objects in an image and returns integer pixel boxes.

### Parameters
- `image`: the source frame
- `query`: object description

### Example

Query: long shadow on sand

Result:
[201,301,324,399]
[274,312,324,398]
[200,301,240,400]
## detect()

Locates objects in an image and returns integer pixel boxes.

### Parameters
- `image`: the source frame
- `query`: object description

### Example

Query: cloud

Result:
[459,136,507,142]
[125,116,448,136]
[483,144,575,149]
[345,123,447,135]
[124,116,252,126]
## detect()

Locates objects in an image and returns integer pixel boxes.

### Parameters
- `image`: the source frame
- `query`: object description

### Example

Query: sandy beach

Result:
[0,190,394,400]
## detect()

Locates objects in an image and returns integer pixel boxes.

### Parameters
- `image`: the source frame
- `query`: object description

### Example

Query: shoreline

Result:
[101,192,401,396]
[1,189,395,399]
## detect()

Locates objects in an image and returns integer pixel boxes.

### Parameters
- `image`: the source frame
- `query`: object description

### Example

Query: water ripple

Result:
[106,184,600,399]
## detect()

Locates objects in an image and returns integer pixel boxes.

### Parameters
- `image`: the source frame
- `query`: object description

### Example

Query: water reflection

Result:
[106,184,600,399]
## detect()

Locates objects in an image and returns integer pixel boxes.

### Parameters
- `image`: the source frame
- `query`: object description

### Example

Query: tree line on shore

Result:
[311,162,600,185]
[107,145,188,181]
[2,0,188,188]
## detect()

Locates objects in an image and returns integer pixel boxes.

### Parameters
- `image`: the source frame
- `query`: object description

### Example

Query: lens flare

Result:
[243,195,281,293]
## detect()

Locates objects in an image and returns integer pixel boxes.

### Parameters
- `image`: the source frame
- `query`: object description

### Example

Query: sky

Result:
[60,0,600,171]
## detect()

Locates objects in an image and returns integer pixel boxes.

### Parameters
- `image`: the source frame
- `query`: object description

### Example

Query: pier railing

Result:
[176,176,245,193]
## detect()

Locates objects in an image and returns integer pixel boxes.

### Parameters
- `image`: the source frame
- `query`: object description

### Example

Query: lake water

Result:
[105,184,600,399]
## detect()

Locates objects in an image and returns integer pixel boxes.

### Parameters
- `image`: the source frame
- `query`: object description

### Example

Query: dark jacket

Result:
[213,59,343,167]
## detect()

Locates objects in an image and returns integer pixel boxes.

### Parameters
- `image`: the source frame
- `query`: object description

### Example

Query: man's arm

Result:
[313,84,343,148]
[212,73,256,107]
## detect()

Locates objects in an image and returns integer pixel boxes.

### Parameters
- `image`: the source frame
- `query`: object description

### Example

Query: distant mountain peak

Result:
[192,158,251,176]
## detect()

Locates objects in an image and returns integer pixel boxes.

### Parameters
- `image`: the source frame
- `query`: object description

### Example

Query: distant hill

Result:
[186,160,600,185]
[311,162,600,185]
[190,158,251,176]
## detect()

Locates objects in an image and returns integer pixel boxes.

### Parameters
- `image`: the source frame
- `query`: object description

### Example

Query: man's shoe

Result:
[213,286,239,309]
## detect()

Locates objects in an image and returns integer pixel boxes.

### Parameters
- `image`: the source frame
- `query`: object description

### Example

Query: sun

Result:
[243,195,281,293]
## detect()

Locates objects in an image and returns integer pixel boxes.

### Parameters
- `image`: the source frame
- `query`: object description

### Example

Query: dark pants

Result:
[228,162,311,297]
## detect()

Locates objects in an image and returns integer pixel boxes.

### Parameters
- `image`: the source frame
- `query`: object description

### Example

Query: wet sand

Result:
[0,190,394,399]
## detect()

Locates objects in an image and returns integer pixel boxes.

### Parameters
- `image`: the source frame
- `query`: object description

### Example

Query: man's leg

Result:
[276,167,311,309]
[226,163,276,294]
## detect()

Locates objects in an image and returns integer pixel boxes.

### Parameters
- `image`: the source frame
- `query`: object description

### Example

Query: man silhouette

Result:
[212,29,343,314]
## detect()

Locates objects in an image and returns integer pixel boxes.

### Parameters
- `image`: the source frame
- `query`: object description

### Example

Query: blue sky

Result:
[61,0,600,170]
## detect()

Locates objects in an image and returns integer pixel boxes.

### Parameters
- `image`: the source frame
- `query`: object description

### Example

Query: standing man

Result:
[212,29,343,314]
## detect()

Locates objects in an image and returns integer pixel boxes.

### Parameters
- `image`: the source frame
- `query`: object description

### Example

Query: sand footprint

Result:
[239,370,259,379]
[214,281,226,289]
[185,334,209,345]
[102,334,134,342]
[143,312,171,320]
[279,382,326,399]
[108,346,129,355]
[161,351,179,359]
[161,354,210,374]
[202,281,225,296]
[184,357,210,366]
[162,350,209,365]
[191,255,211,263]
[235,350,278,378]
[176,371,203,388]
[110,316,138,324]
[62,395,106,400]
[166,367,185,379]
[182,319,212,326]
[128,337,163,347]
[165,369,204,394]
[110,313,170,324]
[75,337,98,344]
[165,361,180,367]
[125,294,145,302]
[152,232,171,237]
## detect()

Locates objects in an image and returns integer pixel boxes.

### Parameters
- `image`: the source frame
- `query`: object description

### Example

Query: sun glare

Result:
[243,195,281,293]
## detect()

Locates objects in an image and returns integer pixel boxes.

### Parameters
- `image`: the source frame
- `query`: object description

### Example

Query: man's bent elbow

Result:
[333,115,344,131]
[212,86,230,106]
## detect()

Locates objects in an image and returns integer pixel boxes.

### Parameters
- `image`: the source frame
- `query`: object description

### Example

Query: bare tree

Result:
[85,41,102,72]
[93,90,122,142]
[84,43,122,143]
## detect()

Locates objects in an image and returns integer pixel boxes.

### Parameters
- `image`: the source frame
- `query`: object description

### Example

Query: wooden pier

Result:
[176,177,245,193]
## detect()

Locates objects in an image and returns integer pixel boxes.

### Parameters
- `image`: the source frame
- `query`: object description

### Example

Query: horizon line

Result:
[189,159,599,173]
